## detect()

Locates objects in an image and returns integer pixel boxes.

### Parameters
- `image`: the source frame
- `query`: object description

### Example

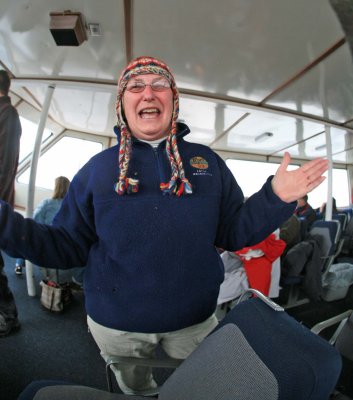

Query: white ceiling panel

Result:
[213,108,325,153]
[133,0,344,102]
[179,97,248,144]
[267,44,353,123]
[0,0,126,80]
[272,127,350,161]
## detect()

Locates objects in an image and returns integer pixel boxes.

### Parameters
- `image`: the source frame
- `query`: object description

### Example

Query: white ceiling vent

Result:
[88,23,102,37]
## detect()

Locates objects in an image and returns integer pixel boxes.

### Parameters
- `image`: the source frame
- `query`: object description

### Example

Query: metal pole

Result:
[25,84,55,296]
[325,126,333,221]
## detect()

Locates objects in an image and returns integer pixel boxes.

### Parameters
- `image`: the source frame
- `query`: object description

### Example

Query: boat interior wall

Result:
[1,0,353,165]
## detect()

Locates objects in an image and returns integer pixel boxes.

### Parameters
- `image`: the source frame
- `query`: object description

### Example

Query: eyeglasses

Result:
[125,79,171,93]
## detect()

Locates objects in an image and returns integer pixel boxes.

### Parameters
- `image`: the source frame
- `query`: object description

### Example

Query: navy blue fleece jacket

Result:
[0,123,295,332]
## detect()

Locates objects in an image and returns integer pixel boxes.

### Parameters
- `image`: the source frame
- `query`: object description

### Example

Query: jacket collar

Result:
[0,96,11,105]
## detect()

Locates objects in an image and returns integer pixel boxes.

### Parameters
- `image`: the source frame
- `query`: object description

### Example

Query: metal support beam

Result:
[25,84,55,296]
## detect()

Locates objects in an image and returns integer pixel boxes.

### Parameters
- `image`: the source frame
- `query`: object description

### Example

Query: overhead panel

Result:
[272,126,349,162]
[16,101,64,134]
[0,0,352,159]
[133,0,343,103]
[213,108,325,154]
[179,97,247,145]
[266,44,353,124]
[0,0,126,80]
[50,87,116,135]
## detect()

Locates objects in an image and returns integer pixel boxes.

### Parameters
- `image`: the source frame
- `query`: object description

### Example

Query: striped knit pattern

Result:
[115,56,192,196]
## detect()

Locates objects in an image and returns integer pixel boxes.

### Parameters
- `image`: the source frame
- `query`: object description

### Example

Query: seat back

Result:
[339,215,353,256]
[309,220,341,256]
[311,309,353,398]
[335,311,353,361]
[333,213,348,232]
[308,220,341,274]
[159,323,279,400]
[340,207,353,222]
[214,298,342,400]
[20,298,342,400]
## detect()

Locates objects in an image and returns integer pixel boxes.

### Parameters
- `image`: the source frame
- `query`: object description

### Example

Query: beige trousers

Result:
[87,314,218,395]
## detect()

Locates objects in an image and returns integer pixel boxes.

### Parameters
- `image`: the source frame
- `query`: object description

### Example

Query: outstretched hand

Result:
[271,152,329,203]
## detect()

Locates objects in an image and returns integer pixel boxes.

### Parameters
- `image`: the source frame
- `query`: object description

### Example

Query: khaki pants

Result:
[87,314,218,395]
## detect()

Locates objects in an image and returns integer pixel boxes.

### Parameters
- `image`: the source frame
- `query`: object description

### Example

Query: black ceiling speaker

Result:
[50,11,87,46]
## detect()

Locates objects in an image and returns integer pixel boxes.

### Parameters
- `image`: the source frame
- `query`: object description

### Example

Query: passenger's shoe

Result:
[0,314,20,337]
[15,265,23,275]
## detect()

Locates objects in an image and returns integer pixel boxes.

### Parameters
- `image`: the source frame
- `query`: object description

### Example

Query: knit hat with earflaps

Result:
[115,56,192,196]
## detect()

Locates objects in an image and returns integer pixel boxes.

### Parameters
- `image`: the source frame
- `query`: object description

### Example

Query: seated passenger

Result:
[294,194,316,226]
[280,214,302,257]
[319,197,338,218]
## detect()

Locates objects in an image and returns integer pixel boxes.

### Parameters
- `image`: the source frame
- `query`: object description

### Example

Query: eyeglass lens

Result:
[126,80,170,92]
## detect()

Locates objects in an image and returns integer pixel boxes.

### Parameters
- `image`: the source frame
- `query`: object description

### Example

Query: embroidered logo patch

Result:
[190,156,209,170]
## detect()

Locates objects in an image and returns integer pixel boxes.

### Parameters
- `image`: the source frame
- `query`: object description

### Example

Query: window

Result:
[19,117,52,162]
[18,136,103,190]
[226,159,349,209]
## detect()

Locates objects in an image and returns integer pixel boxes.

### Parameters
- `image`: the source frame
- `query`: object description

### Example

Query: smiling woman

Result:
[122,74,173,141]
[2,1,353,399]
[0,54,330,397]
[115,56,192,196]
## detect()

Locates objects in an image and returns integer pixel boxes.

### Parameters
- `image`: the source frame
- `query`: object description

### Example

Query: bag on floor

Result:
[40,280,73,312]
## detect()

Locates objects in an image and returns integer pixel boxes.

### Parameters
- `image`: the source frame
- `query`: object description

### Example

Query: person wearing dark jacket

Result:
[294,194,317,226]
[0,56,328,394]
[0,69,22,337]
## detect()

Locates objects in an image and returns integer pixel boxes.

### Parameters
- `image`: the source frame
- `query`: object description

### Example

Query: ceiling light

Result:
[315,144,326,151]
[255,132,273,143]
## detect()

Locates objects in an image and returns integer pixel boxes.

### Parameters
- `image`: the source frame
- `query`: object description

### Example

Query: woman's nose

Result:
[142,84,155,100]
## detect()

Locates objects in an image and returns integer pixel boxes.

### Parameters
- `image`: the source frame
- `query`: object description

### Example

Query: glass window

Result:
[226,159,296,200]
[308,168,349,209]
[19,117,52,162]
[226,159,349,209]
[18,136,102,190]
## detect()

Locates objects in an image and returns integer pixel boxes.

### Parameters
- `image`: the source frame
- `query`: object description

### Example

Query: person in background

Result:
[0,56,328,393]
[319,197,338,218]
[280,214,302,257]
[14,176,85,288]
[294,194,317,226]
[0,69,22,337]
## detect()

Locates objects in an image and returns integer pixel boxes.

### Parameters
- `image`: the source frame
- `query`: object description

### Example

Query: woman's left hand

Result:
[271,152,329,203]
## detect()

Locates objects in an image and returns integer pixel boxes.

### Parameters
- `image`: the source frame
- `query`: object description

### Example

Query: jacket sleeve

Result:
[214,155,296,251]
[0,107,21,183]
[0,166,98,269]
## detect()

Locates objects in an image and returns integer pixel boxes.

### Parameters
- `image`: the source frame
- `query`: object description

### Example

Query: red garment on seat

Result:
[236,234,286,296]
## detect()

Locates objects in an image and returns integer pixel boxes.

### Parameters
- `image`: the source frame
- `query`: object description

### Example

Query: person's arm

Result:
[0,167,97,268]
[214,153,327,251]
[271,152,328,202]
